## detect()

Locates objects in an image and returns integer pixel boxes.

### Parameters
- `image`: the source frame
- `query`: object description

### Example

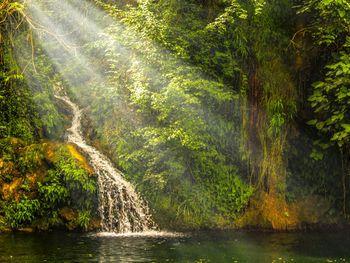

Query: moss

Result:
[236,191,339,231]
[17,228,35,232]
[59,207,77,222]
[1,178,23,201]
[58,208,79,230]
[0,138,99,232]
[238,191,299,231]
[65,144,94,175]
[25,172,41,188]
[0,159,20,180]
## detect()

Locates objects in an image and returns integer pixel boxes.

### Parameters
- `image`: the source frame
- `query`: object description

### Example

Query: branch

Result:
[287,27,308,49]
[30,29,37,74]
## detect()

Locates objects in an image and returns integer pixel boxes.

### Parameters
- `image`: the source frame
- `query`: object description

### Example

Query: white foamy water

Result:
[55,91,156,233]
[90,231,185,238]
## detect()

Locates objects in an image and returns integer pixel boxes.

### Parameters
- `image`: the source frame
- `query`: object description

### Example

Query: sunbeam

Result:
[22,0,254,230]
[1,0,350,261]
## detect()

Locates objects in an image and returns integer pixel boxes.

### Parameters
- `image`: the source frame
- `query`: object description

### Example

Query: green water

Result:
[0,231,349,262]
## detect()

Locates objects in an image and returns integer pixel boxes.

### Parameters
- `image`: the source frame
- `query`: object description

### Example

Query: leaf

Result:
[312,81,324,89]
[316,121,325,130]
[307,119,318,125]
[341,123,350,132]
[338,9,346,18]
[322,0,332,5]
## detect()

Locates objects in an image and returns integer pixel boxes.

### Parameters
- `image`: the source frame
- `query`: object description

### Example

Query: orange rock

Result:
[89,219,101,231]
[44,143,56,161]
[2,177,23,200]
[59,207,77,222]
[8,138,25,148]
[26,172,39,187]
[66,144,94,175]
[18,228,35,233]
[0,159,18,177]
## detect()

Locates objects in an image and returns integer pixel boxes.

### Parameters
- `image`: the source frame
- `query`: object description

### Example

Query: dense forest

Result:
[0,0,349,232]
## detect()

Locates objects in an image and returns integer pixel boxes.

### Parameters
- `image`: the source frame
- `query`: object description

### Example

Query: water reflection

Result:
[0,231,350,262]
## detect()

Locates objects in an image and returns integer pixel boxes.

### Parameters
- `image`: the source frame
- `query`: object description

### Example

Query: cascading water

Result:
[54,89,156,233]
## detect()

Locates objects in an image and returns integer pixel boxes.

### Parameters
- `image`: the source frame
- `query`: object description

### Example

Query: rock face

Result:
[237,191,337,231]
[2,177,23,201]
[0,138,98,232]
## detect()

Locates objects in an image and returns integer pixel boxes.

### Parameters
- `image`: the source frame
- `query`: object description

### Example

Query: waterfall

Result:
[54,91,156,233]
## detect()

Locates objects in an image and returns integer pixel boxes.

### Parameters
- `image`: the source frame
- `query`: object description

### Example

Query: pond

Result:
[0,230,349,262]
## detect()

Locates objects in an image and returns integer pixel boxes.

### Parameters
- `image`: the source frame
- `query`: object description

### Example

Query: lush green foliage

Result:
[71,0,257,227]
[89,0,349,226]
[37,147,97,230]
[0,0,95,231]
[304,0,350,148]
[300,0,350,215]
[0,0,66,142]
[55,148,97,211]
[4,197,40,229]
[38,170,69,209]
[0,142,97,231]
[1,0,350,231]
[308,49,350,147]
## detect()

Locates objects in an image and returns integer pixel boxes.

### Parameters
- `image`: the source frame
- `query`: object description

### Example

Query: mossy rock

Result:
[1,177,23,201]
[0,138,98,232]
[65,144,94,175]
[59,207,79,231]
[18,228,35,233]
[59,207,77,222]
